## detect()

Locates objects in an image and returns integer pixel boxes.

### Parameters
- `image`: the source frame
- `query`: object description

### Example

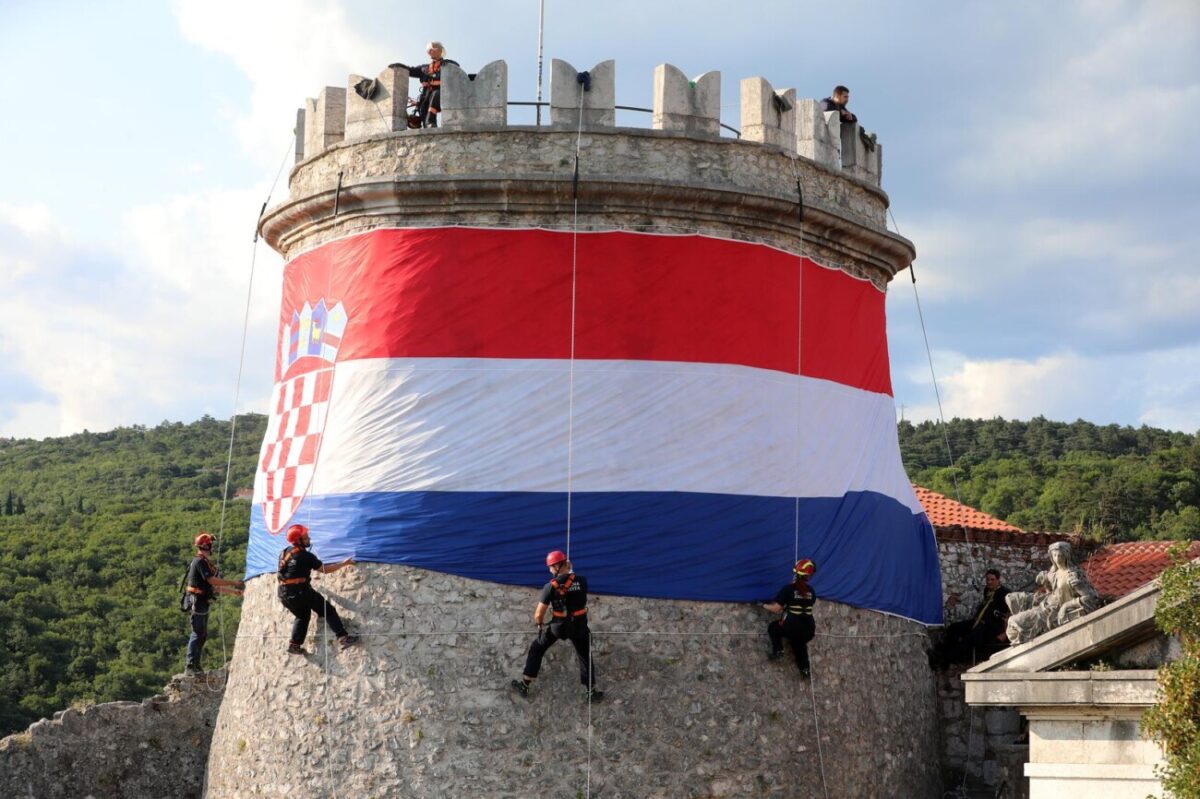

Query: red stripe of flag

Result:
[278,228,892,395]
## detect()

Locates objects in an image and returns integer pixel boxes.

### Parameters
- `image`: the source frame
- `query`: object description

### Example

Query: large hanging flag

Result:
[247,227,941,624]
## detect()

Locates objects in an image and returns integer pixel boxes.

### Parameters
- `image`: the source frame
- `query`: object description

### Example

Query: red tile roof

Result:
[912,485,1025,534]
[1083,540,1200,599]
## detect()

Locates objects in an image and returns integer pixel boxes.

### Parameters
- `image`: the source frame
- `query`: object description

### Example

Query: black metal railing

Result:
[505,101,740,138]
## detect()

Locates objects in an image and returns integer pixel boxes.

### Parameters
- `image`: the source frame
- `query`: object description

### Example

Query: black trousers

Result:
[415,87,441,127]
[522,621,596,689]
[939,619,997,665]
[768,616,815,672]
[280,588,348,645]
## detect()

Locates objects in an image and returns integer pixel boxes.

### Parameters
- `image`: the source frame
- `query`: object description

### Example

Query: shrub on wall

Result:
[1142,542,1200,799]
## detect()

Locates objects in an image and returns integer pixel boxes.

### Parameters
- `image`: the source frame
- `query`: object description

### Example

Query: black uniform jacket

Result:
[187,555,217,600]
[773,581,816,623]
[970,586,1010,637]
[539,572,588,624]
[278,546,322,597]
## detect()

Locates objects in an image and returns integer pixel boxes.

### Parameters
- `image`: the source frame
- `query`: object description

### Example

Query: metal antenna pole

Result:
[536,0,546,125]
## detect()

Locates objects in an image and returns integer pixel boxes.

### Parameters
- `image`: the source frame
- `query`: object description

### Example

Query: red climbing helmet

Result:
[286,524,309,545]
[793,558,816,578]
[545,550,567,567]
[194,532,214,550]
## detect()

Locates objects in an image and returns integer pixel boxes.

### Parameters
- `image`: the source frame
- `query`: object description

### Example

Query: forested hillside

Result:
[900,416,1200,541]
[0,414,1197,738]
[0,415,265,736]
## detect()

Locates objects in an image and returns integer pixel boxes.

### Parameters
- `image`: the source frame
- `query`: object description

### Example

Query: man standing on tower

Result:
[511,550,603,702]
[762,558,818,677]
[390,41,458,128]
[820,85,858,124]
[277,524,360,654]
[183,532,244,676]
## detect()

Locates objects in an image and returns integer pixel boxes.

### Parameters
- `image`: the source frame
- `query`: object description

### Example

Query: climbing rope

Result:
[563,82,585,561]
[200,134,295,683]
[567,79,595,799]
[808,662,831,799]
[889,208,983,796]
[785,146,835,798]
[888,209,965,514]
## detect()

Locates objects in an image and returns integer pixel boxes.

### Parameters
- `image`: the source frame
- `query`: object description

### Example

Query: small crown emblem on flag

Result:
[283,299,348,375]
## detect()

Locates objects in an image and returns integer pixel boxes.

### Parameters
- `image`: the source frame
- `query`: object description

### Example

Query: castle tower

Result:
[205,59,942,798]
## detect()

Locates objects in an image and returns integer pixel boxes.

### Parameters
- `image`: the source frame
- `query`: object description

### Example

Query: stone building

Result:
[202,57,943,799]
[913,485,1075,792]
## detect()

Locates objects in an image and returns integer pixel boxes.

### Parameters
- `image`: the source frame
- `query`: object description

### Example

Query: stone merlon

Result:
[292,58,884,186]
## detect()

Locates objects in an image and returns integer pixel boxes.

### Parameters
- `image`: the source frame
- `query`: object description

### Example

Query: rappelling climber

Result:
[182,532,244,676]
[277,523,360,654]
[388,40,459,128]
[762,558,818,678]
[510,550,603,702]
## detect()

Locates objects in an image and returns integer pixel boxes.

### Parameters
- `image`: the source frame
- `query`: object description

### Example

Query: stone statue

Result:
[1005,541,1100,645]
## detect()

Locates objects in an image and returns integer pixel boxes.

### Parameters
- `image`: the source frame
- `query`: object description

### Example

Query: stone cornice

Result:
[260,173,915,285]
[961,670,1159,707]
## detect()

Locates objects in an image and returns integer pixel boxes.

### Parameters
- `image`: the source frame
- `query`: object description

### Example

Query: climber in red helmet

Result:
[182,532,244,676]
[510,550,603,702]
[762,558,818,678]
[277,523,360,655]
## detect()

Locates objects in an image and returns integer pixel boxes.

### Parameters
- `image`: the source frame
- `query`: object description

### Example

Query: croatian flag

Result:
[247,227,941,624]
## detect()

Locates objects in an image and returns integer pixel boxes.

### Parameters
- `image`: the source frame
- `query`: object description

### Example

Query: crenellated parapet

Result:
[440,60,508,128]
[653,65,720,136]
[344,66,410,141]
[550,59,615,128]
[292,58,883,186]
[301,86,345,162]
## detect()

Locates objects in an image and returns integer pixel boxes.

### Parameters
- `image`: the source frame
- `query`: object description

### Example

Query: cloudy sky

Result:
[1,0,1197,439]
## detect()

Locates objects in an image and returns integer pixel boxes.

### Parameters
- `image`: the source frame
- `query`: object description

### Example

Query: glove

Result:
[388,62,409,71]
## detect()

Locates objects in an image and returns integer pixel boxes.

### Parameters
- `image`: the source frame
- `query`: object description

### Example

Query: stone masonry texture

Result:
[215,101,937,797]
[205,566,941,798]
[0,669,226,799]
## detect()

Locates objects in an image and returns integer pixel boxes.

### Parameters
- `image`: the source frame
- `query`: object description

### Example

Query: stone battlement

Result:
[296,58,882,185]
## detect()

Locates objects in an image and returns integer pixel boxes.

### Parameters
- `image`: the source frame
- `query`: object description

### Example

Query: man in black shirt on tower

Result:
[819,85,858,124]
[763,558,818,677]
[278,523,360,654]
[511,550,603,702]
[933,568,1010,667]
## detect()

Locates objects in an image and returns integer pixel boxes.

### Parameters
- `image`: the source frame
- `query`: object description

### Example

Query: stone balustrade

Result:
[298,58,883,185]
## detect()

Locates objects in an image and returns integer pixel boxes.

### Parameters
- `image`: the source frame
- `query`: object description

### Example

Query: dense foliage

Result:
[900,417,1200,541]
[0,414,1197,739]
[0,415,264,737]
[1141,545,1200,798]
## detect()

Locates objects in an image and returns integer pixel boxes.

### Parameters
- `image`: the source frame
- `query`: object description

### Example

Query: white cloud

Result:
[173,0,393,163]
[955,0,1200,186]
[0,192,281,439]
[903,346,1200,433]
[1015,217,1173,265]
[0,202,57,237]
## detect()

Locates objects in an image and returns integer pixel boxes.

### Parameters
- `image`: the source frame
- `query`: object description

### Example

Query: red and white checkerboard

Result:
[256,365,335,533]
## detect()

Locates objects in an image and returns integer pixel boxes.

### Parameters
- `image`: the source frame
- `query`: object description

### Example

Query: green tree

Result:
[1141,546,1200,799]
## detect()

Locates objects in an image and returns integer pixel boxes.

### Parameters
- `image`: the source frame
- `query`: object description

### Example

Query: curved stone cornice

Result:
[261,173,914,286]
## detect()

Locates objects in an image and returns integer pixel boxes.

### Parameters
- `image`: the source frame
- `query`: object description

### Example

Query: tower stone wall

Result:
[205,59,938,798]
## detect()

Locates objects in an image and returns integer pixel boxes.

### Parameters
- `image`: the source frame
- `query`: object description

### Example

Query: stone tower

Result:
[204,58,939,798]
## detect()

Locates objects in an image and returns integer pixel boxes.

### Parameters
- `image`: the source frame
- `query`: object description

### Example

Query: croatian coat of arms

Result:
[255,299,348,533]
